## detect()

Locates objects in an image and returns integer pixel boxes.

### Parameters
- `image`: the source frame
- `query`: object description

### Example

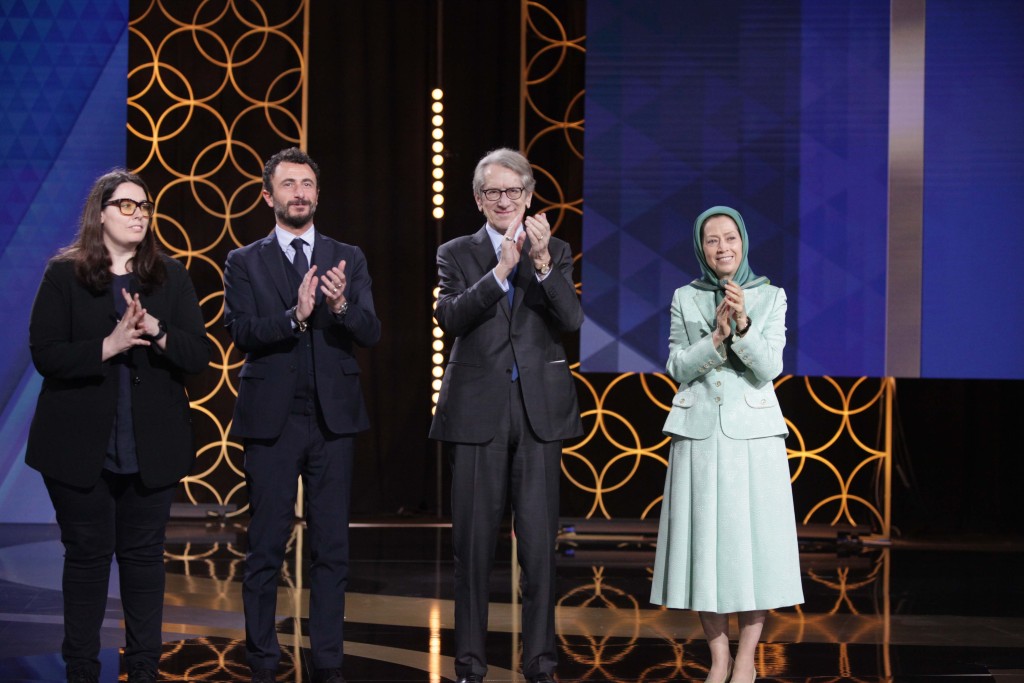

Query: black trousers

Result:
[242,405,354,672]
[448,380,562,680]
[44,471,177,677]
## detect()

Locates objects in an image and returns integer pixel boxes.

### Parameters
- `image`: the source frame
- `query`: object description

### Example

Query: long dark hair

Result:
[56,169,166,292]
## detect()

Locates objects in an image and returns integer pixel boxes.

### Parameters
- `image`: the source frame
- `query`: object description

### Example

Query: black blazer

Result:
[429,225,584,444]
[26,256,211,488]
[223,230,380,440]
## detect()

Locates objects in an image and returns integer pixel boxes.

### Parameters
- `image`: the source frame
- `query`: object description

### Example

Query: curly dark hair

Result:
[56,169,166,293]
[262,147,321,191]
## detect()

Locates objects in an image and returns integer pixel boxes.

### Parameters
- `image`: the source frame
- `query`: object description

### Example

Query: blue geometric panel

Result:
[582,0,890,377]
[921,0,1024,379]
[0,0,128,522]
[795,1,889,377]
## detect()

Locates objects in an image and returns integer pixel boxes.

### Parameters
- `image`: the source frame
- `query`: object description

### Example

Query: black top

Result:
[105,272,139,474]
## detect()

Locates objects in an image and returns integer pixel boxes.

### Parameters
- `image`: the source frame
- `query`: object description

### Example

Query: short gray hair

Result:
[472,148,536,195]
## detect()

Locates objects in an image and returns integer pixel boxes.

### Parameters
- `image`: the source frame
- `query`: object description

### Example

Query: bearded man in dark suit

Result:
[224,147,380,683]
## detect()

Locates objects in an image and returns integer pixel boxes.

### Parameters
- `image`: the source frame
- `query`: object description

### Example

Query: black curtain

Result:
[306,0,521,516]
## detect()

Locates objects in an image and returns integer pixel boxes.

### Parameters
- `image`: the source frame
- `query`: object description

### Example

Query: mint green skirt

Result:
[650,425,804,613]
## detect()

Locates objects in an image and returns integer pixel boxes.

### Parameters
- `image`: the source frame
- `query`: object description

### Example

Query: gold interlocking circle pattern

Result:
[128,0,309,517]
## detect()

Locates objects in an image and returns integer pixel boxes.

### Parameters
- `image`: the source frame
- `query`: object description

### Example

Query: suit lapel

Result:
[469,226,511,319]
[311,232,339,307]
[257,232,295,307]
[469,225,498,273]
[510,236,535,315]
[744,287,760,319]
[694,288,716,329]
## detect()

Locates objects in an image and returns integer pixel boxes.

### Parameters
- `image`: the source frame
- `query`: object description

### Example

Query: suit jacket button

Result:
[132,375,141,385]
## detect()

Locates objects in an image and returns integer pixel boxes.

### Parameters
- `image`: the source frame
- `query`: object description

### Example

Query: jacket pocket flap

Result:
[744,390,778,408]
[671,389,695,408]
[340,357,361,375]
[239,363,265,379]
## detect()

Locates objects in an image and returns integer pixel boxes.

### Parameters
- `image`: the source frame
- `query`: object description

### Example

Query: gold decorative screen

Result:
[128,0,310,516]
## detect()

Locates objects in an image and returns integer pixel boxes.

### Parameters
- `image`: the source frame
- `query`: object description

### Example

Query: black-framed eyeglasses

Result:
[480,187,525,201]
[105,198,155,218]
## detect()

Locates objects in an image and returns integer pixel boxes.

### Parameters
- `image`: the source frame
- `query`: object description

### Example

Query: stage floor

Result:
[0,521,1022,682]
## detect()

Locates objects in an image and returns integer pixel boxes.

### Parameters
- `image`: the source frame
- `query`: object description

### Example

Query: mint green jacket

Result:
[662,283,788,440]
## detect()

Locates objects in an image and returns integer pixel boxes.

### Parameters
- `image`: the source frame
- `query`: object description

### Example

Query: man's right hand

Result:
[495,209,525,282]
[296,265,318,321]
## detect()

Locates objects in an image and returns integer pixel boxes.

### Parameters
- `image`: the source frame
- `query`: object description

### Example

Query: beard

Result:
[274,199,317,229]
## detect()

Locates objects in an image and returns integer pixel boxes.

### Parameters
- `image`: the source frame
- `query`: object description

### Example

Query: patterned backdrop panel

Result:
[0,0,130,522]
[127,0,309,515]
[580,0,890,378]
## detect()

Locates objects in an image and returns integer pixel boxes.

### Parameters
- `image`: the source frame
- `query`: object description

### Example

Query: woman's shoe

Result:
[705,658,734,683]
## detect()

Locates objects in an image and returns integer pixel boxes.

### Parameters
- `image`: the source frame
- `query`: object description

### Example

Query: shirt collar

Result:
[275,225,316,251]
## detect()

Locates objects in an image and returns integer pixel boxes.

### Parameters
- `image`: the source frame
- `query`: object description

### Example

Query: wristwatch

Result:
[536,260,552,276]
[148,319,167,341]
[289,306,308,333]
[335,300,349,318]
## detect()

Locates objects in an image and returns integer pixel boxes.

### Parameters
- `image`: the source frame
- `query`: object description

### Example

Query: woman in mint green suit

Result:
[650,206,803,683]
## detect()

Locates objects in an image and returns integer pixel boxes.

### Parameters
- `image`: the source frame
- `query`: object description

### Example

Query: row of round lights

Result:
[430,88,445,219]
[431,88,445,413]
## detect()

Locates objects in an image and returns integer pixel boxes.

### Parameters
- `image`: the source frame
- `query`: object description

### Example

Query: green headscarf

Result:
[690,206,769,364]
[690,205,769,299]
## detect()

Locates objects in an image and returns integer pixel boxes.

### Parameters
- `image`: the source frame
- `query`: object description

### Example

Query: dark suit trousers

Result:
[242,404,354,671]
[44,471,177,677]
[449,380,562,679]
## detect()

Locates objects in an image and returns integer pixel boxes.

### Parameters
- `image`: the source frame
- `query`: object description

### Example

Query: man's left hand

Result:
[321,259,348,314]
[525,212,551,267]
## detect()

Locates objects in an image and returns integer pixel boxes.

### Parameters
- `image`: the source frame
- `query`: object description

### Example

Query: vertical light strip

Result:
[430,87,446,415]
[430,89,445,220]
[886,0,926,377]
[431,288,444,414]
[428,603,442,683]
[432,2,446,517]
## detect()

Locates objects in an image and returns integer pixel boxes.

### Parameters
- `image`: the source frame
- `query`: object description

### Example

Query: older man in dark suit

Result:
[224,148,380,683]
[430,148,583,683]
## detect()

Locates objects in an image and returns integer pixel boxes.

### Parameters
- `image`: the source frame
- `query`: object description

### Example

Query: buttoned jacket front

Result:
[26,257,211,488]
[662,283,789,441]
[223,230,381,440]
[429,225,583,444]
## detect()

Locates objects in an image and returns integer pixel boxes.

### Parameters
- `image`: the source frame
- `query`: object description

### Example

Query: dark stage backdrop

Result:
[302,0,524,516]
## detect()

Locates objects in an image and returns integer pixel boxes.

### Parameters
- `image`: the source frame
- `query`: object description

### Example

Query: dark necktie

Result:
[501,250,519,381]
[506,264,517,308]
[291,238,309,274]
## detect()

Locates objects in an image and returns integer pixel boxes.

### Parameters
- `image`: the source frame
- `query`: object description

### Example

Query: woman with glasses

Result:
[25,169,210,683]
[650,206,803,683]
